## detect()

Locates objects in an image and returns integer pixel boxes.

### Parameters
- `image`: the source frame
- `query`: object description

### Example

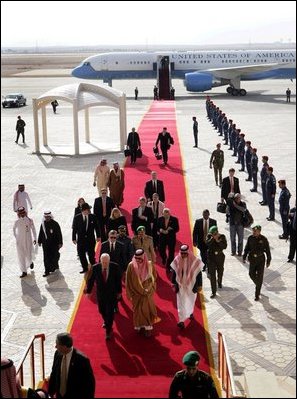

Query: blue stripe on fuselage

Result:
[72,65,296,81]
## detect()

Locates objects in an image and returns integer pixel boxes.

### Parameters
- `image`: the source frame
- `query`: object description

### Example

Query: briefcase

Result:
[124,148,131,157]
[217,202,227,213]
[136,148,143,158]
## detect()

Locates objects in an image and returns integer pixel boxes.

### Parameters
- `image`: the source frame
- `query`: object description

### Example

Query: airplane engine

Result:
[184,72,214,92]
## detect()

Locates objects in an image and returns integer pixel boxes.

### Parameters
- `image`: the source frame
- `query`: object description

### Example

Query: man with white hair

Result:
[85,253,122,340]
[170,245,203,329]
[13,207,36,278]
[38,211,63,277]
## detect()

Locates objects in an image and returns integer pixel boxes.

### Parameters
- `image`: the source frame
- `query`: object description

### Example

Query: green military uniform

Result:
[243,232,271,299]
[210,148,224,186]
[169,369,219,398]
[206,231,227,296]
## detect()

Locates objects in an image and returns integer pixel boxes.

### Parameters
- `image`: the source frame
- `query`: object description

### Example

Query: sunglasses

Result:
[110,236,117,239]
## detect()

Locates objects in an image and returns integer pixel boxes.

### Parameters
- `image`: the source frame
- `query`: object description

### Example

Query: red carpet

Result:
[70,101,212,397]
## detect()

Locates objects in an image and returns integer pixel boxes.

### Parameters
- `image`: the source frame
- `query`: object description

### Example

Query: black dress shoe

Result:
[20,272,27,278]
[210,293,216,299]
[260,202,267,206]
[177,322,185,329]
[287,259,293,263]
[189,314,194,320]
[231,252,236,256]
[266,217,275,221]
[245,179,252,181]
[238,169,244,171]
[250,189,257,192]
[278,235,287,239]
[30,262,34,269]
[43,273,49,277]
[79,270,87,274]
[218,283,222,288]
[254,296,260,301]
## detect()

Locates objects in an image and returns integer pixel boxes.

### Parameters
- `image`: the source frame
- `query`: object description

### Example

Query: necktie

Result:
[102,198,106,217]
[85,215,88,231]
[111,243,114,253]
[60,355,67,397]
[153,180,157,193]
[102,268,107,282]
[203,220,208,242]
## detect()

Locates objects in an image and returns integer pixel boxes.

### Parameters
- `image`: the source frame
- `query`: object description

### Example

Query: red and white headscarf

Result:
[1,358,20,398]
[131,249,152,283]
[171,245,203,286]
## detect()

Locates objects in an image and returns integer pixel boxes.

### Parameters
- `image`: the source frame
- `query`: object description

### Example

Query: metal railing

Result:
[16,333,46,389]
[218,331,244,398]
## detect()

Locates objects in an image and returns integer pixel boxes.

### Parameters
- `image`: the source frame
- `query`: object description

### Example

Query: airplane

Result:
[72,49,296,96]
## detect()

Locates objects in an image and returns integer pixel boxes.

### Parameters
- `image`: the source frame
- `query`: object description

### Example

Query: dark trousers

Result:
[159,236,175,268]
[288,232,296,260]
[249,257,265,297]
[246,163,252,180]
[16,131,25,143]
[99,216,108,242]
[78,242,95,271]
[98,298,116,333]
[161,147,168,164]
[152,220,159,248]
[130,148,137,163]
[261,181,267,203]
[280,210,289,237]
[252,170,258,191]
[267,195,275,219]
[214,167,222,185]
[42,244,60,273]
[208,254,225,294]
[193,132,198,146]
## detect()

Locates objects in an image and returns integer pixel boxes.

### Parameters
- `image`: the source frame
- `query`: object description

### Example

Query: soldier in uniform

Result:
[206,226,227,298]
[250,147,259,192]
[209,143,224,187]
[169,350,219,398]
[245,141,253,181]
[259,156,269,205]
[243,224,271,300]
[192,116,198,147]
[278,180,291,239]
[266,166,276,221]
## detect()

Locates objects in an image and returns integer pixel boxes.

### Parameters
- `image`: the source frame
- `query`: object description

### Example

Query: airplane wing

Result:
[202,63,281,79]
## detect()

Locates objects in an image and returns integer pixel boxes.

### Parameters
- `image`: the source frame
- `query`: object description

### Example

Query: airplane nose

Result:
[72,65,85,78]
[72,63,98,79]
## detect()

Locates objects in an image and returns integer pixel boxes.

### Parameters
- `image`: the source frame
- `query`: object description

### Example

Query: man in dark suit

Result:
[221,168,240,202]
[100,230,126,274]
[144,171,165,202]
[131,197,154,236]
[193,210,217,271]
[155,127,172,165]
[93,188,115,241]
[85,253,122,340]
[72,203,100,274]
[48,332,95,399]
[127,127,141,165]
[157,208,179,270]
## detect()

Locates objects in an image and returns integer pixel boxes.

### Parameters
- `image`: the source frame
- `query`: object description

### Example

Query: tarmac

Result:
[1,71,296,394]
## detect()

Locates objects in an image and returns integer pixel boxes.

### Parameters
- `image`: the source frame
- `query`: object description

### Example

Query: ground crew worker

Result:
[206,225,227,298]
[169,350,219,398]
[243,224,271,301]
[210,143,224,187]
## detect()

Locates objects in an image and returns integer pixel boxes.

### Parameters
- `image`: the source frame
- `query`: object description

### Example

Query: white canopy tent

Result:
[32,82,127,155]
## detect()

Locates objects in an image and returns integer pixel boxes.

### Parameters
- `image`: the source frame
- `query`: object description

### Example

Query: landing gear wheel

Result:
[226,87,233,94]
[239,89,247,96]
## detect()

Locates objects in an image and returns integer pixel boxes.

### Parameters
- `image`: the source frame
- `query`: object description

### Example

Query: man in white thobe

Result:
[13,184,33,213]
[93,159,110,195]
[170,244,203,329]
[13,207,36,278]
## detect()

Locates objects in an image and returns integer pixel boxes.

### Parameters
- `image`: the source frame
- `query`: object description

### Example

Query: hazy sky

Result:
[1,1,296,47]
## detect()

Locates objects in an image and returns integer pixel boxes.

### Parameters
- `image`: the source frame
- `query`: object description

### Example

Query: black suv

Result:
[2,93,27,108]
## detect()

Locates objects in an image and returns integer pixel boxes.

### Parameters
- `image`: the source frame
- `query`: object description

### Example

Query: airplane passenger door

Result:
[101,57,109,71]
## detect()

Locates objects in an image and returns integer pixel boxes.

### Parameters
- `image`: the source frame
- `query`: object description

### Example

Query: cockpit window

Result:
[83,62,90,66]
